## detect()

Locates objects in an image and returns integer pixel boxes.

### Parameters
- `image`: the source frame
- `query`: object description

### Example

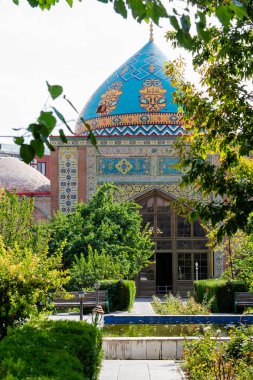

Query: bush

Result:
[0,238,69,339]
[152,293,212,315]
[100,280,136,312]
[194,279,247,313]
[183,326,253,380]
[67,247,124,290]
[0,320,103,380]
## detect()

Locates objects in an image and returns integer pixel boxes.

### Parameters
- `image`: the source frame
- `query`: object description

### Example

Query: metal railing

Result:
[156,285,172,295]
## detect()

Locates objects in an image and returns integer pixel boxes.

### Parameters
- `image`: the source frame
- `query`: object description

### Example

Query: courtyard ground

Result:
[99,360,184,380]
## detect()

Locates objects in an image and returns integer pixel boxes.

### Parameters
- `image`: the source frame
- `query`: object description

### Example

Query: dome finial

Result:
[149,22,154,42]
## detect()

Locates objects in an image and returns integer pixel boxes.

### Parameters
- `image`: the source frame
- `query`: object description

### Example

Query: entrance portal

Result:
[135,190,210,297]
[156,252,172,294]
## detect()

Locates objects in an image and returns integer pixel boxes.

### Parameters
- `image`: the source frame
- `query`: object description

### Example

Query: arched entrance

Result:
[135,190,210,297]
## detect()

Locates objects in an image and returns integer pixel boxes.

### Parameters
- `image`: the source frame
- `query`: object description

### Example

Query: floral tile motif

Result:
[96,157,151,176]
[58,147,78,213]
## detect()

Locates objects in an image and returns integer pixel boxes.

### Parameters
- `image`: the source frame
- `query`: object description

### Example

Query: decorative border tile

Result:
[158,157,181,175]
[58,147,78,213]
[96,157,151,176]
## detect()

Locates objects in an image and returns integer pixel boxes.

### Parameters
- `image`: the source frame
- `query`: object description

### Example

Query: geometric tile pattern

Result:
[80,124,184,137]
[58,147,78,213]
[85,142,181,200]
[78,112,180,130]
[158,157,181,175]
[98,183,202,203]
[97,157,151,176]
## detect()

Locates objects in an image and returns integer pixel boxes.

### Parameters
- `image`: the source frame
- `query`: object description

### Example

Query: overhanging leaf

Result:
[59,129,68,144]
[230,1,248,19]
[215,6,233,27]
[114,0,127,19]
[127,0,146,20]
[46,81,63,100]
[14,136,24,146]
[51,107,74,135]
[63,95,79,114]
[38,111,57,134]
[180,14,191,33]
[176,29,194,50]
[27,0,39,7]
[30,139,45,158]
[196,22,211,42]
[20,144,35,164]
[65,0,73,6]
[169,16,180,31]
[81,118,98,150]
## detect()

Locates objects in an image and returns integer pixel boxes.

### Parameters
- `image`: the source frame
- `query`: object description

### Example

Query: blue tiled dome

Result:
[76,41,183,137]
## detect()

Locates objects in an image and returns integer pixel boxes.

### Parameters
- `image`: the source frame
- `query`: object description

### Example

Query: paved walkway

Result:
[130,298,156,315]
[99,360,184,380]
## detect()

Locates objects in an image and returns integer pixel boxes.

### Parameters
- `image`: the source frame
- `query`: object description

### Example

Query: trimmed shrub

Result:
[100,280,136,312]
[183,326,253,379]
[0,320,102,380]
[194,279,247,313]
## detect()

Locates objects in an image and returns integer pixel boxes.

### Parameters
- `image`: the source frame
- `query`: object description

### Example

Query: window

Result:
[177,216,191,237]
[178,253,208,280]
[193,221,206,237]
[37,162,46,176]
[140,196,172,238]
[178,253,192,280]
[140,267,155,281]
[194,253,208,280]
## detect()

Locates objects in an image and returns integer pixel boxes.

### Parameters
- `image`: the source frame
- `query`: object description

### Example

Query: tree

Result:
[164,0,253,240]
[16,0,168,22]
[14,0,249,168]
[0,237,69,338]
[13,0,252,239]
[218,232,253,289]
[0,191,50,254]
[68,247,124,289]
[45,183,154,277]
[0,191,34,249]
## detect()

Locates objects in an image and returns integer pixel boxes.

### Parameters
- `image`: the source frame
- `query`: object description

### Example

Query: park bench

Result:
[54,290,109,313]
[234,292,253,313]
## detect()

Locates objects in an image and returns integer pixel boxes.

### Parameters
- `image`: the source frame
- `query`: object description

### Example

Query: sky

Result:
[0,0,197,141]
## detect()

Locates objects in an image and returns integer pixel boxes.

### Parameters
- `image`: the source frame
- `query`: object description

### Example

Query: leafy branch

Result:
[14,82,97,163]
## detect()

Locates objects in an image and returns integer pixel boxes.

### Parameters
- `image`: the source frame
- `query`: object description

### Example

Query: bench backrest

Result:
[55,290,107,303]
[235,292,253,301]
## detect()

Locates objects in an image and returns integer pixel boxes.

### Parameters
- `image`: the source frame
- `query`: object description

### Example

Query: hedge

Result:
[194,279,247,313]
[0,320,102,380]
[100,279,136,312]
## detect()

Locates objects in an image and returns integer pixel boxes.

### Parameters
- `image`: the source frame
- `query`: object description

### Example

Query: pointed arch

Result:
[133,188,211,297]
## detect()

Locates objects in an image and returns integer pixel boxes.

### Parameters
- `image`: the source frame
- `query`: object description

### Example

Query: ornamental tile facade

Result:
[58,147,78,213]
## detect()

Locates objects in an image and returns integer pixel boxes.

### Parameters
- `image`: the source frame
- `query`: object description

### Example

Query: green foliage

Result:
[152,292,212,315]
[0,319,102,380]
[14,81,97,163]
[46,183,154,276]
[183,326,253,380]
[194,279,247,313]
[100,279,136,311]
[15,1,252,172]
[0,238,69,338]
[17,0,168,24]
[165,1,253,240]
[0,192,34,249]
[67,247,124,289]
[221,233,253,290]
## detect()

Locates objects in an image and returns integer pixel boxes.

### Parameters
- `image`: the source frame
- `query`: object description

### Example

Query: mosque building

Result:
[50,33,223,296]
[0,157,50,222]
